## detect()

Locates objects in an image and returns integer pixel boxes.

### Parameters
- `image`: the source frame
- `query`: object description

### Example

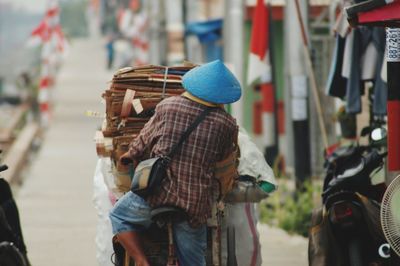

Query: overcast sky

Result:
[1,0,48,14]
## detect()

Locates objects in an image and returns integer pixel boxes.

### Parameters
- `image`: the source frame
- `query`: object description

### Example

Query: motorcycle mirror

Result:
[371,128,387,141]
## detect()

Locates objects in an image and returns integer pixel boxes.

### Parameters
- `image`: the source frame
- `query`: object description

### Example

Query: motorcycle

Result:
[0,150,30,266]
[309,128,389,266]
[112,199,238,266]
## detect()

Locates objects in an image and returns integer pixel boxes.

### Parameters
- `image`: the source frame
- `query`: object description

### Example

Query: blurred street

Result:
[0,0,397,265]
[259,224,308,266]
[17,37,110,266]
[15,36,308,266]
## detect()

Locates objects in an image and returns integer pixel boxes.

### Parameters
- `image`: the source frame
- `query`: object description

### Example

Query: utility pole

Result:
[285,0,311,187]
[165,0,185,65]
[148,0,161,65]
[223,0,244,126]
[185,0,203,63]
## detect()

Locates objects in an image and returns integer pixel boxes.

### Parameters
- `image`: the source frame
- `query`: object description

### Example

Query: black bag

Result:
[130,157,169,198]
[131,107,214,197]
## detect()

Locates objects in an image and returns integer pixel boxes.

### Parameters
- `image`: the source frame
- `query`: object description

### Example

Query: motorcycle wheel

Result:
[0,242,27,266]
[348,237,363,266]
[226,226,237,266]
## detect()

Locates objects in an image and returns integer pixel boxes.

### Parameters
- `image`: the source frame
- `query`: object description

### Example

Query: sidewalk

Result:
[259,224,308,266]
[15,36,309,266]
[17,37,111,266]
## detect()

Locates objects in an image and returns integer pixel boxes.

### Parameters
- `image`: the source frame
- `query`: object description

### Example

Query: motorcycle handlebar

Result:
[379,151,388,158]
[363,150,387,175]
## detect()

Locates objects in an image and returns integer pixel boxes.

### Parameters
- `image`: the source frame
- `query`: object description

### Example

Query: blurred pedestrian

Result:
[118,0,149,66]
[105,35,115,70]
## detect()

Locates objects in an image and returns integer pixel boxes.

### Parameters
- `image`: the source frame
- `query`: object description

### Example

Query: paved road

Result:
[16,36,308,266]
[17,37,110,266]
[259,224,308,266]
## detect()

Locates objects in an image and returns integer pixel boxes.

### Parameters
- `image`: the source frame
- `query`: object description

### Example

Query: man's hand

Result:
[119,152,133,166]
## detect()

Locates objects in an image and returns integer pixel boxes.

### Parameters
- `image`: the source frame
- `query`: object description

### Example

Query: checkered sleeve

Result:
[218,120,239,161]
[128,105,161,160]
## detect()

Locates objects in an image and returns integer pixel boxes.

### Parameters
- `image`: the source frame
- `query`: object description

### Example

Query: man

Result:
[109,60,241,266]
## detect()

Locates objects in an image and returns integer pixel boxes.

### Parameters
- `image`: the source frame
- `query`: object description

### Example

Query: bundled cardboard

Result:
[96,65,193,170]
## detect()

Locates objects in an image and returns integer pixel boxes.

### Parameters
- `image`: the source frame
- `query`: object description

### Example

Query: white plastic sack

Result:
[100,157,126,200]
[220,130,277,266]
[93,158,115,266]
[221,203,262,266]
[238,129,277,187]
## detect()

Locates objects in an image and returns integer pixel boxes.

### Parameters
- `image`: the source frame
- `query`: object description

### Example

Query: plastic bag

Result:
[93,159,115,266]
[237,129,277,190]
[224,129,277,203]
[224,176,269,203]
[99,157,128,200]
[220,130,277,265]
[221,203,262,266]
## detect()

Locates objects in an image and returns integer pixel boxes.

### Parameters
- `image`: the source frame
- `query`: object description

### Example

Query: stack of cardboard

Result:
[95,65,193,168]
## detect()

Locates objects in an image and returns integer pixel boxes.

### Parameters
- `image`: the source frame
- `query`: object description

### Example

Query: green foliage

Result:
[260,180,321,237]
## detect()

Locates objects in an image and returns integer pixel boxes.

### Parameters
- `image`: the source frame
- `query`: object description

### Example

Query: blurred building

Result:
[96,0,336,177]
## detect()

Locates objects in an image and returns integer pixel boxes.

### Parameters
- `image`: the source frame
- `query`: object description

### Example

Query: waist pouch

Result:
[130,157,168,198]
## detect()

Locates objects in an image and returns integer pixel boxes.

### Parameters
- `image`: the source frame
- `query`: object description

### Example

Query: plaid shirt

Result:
[128,96,238,226]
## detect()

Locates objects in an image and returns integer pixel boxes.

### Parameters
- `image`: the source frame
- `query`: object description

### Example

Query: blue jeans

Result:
[173,221,207,266]
[109,191,206,266]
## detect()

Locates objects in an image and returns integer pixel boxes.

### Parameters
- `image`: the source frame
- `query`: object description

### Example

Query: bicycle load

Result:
[94,60,276,266]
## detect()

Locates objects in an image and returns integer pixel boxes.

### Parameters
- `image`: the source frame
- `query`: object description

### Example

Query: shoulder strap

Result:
[166,107,215,160]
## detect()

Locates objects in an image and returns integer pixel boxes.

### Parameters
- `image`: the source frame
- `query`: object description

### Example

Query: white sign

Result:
[291,75,308,98]
[132,99,144,114]
[386,28,400,62]
[291,98,308,121]
[291,75,308,121]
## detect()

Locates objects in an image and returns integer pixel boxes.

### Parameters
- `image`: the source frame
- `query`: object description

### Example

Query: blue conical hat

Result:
[182,60,242,104]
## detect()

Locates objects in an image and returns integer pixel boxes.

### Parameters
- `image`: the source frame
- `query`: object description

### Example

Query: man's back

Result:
[110,60,242,265]
[130,96,238,225]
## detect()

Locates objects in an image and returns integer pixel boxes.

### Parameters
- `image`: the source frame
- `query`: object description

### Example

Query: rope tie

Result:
[162,67,169,99]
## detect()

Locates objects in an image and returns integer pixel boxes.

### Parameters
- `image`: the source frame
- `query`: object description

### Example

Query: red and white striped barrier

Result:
[29,0,67,127]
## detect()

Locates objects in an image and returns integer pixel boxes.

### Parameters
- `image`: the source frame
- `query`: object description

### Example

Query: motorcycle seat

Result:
[150,206,187,224]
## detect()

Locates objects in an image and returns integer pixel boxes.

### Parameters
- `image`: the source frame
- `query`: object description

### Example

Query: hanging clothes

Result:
[345,27,363,114]
[370,27,387,115]
[325,35,347,99]
[360,42,379,80]
[326,26,387,115]
[341,30,354,79]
